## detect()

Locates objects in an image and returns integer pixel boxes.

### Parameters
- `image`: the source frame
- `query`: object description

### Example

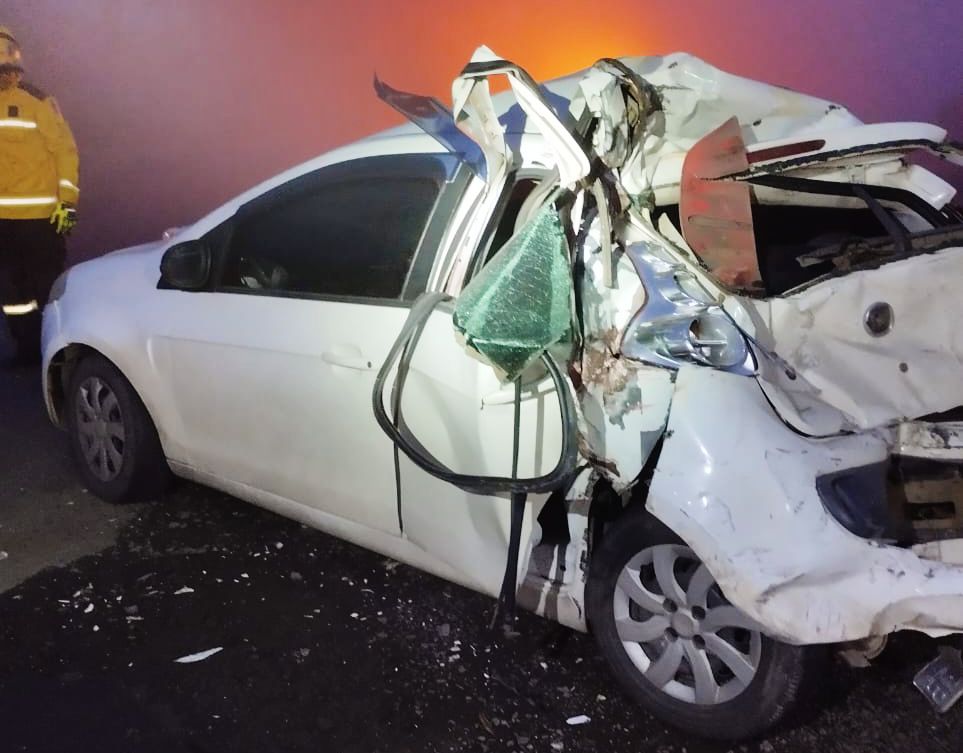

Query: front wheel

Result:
[586,510,818,741]
[66,354,172,503]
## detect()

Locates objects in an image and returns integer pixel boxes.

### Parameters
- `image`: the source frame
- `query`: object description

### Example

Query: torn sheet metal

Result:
[454,46,590,188]
[575,354,674,491]
[517,466,597,631]
[754,345,849,437]
[754,245,963,429]
[673,121,960,296]
[793,226,963,274]
[441,48,675,487]
[567,58,664,203]
[838,635,888,668]
[736,122,961,183]
[899,422,963,461]
[449,52,512,187]
[373,77,486,178]
[528,53,862,151]
[574,208,675,490]
[679,117,759,291]
[646,366,963,644]
[552,53,864,207]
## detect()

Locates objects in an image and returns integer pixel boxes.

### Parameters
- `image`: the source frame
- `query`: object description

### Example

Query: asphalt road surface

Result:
[0,328,960,753]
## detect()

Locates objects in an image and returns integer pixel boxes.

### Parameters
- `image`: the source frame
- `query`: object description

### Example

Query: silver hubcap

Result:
[75,376,125,482]
[614,544,762,705]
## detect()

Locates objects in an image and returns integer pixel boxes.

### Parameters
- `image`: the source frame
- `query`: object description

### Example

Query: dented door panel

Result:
[396,306,563,596]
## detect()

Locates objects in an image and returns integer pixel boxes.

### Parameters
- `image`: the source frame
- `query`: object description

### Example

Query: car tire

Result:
[66,353,172,503]
[586,509,818,741]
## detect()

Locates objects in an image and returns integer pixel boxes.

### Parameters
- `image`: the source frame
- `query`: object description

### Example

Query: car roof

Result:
[184,51,955,243]
[184,128,457,238]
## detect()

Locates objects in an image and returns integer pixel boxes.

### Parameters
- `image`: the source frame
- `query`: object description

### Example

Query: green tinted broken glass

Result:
[453,205,573,381]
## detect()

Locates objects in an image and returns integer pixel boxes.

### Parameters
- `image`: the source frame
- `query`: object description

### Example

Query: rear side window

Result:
[218,155,456,301]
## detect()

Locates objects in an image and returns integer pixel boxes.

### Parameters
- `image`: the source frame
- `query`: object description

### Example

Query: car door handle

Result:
[322,350,373,371]
[482,378,555,406]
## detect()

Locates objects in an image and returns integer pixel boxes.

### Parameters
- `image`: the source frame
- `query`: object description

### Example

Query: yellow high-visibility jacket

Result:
[0,81,79,220]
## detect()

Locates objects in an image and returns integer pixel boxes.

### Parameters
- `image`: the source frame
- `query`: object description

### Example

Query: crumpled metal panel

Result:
[373,76,486,178]
[517,466,599,631]
[575,213,675,490]
[452,205,573,381]
[757,246,963,429]
[647,366,963,644]
[679,117,760,290]
[455,46,591,188]
[381,46,963,646]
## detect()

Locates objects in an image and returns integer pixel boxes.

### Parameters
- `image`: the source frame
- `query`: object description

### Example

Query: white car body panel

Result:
[171,458,533,596]
[647,367,963,643]
[150,293,409,535]
[752,247,963,430]
[393,304,563,596]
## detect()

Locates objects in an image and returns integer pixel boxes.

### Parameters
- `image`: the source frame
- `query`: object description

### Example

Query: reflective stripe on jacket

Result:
[0,82,79,220]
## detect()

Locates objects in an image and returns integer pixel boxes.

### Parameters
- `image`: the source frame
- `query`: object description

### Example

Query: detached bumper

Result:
[646,366,963,645]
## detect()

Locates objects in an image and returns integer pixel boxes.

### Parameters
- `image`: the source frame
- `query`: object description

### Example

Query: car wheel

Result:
[586,510,817,741]
[66,353,172,503]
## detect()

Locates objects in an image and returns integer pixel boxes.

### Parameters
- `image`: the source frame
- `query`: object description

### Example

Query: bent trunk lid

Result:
[678,121,963,429]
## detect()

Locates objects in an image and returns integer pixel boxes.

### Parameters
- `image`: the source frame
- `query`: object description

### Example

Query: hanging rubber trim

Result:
[493,489,527,635]
[372,291,580,496]
[493,377,526,634]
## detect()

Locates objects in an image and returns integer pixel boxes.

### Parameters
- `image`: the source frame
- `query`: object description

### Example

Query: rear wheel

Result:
[66,354,172,503]
[587,510,817,741]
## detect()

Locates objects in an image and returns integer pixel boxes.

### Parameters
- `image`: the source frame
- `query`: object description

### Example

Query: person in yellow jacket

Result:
[0,25,78,362]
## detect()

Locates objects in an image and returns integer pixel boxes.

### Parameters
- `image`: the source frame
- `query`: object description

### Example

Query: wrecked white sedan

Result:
[41,48,963,739]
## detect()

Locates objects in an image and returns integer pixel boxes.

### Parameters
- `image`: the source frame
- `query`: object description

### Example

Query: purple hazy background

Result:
[4,0,961,262]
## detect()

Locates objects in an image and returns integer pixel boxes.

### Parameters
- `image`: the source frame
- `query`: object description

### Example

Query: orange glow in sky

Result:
[3,0,960,259]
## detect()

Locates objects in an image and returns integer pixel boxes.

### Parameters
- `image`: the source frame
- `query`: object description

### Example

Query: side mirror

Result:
[160,240,211,291]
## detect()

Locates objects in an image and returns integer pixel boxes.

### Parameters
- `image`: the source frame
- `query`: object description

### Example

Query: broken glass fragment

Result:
[453,205,573,381]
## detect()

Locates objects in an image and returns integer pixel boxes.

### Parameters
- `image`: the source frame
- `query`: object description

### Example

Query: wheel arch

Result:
[46,343,165,450]
[587,436,669,567]
[46,342,98,428]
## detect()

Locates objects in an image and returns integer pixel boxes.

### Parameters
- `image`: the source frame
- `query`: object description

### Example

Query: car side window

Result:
[217,155,457,301]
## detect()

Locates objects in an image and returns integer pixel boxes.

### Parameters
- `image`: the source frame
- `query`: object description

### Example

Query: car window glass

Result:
[220,160,447,300]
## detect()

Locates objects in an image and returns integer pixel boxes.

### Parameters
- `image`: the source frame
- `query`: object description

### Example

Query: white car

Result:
[42,48,963,740]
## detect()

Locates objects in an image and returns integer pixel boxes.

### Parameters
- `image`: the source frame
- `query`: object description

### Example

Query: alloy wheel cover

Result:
[75,376,126,482]
[613,543,763,705]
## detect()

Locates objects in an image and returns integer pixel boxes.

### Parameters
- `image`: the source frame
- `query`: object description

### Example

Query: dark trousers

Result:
[0,219,66,360]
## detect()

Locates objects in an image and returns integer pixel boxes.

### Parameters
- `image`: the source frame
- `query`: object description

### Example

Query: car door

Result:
[373,48,594,596]
[150,153,466,536]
